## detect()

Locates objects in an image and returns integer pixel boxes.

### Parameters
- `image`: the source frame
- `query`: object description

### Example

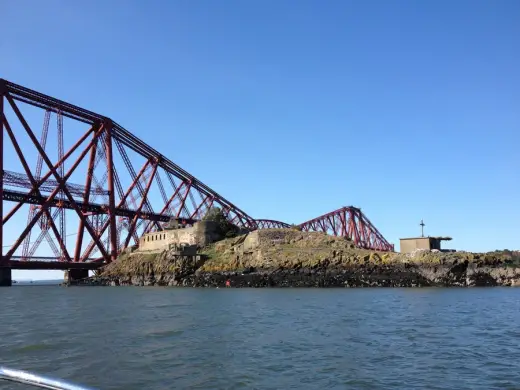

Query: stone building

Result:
[138,220,221,252]
[399,236,453,253]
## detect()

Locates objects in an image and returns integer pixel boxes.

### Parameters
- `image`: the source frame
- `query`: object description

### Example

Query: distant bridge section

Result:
[254,219,292,229]
[297,206,394,252]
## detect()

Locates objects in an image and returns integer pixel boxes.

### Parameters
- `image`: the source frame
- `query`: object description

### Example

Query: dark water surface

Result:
[1,287,520,389]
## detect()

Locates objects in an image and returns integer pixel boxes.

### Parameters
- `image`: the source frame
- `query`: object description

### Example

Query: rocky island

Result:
[78,209,520,288]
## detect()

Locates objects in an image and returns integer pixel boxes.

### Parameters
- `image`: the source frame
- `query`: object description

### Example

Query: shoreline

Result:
[74,263,520,288]
[74,228,520,289]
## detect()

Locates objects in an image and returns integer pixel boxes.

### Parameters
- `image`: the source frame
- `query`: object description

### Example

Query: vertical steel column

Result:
[74,128,98,261]
[104,120,117,261]
[0,82,4,264]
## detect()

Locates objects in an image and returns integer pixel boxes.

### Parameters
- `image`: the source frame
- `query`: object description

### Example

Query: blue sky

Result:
[3,0,519,280]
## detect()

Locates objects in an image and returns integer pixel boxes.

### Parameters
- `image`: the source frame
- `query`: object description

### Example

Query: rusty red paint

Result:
[0,79,393,270]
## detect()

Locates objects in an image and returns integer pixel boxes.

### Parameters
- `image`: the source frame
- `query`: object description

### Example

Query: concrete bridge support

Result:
[0,268,12,287]
[64,269,89,284]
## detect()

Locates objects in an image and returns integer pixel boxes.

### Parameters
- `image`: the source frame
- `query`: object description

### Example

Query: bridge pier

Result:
[0,268,12,287]
[64,269,89,284]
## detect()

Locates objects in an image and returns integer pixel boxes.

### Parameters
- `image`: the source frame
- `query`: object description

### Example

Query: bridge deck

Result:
[4,257,105,270]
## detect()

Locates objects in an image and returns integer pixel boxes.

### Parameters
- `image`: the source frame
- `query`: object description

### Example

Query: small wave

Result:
[12,343,53,353]
[145,329,184,338]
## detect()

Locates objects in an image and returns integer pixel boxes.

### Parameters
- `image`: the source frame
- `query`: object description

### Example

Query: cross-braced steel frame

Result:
[254,219,291,229]
[298,207,394,251]
[0,79,259,265]
[0,78,394,268]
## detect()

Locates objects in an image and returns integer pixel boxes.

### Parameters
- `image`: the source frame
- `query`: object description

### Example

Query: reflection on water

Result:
[1,287,520,389]
[13,280,61,286]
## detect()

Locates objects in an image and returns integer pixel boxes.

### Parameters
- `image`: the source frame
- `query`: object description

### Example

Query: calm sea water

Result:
[1,287,520,389]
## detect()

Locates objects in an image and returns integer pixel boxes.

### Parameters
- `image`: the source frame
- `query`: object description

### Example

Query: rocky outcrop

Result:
[81,260,520,288]
[76,248,205,287]
[78,229,520,288]
[182,264,520,288]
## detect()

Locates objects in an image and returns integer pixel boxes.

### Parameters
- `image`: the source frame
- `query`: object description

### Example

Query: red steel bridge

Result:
[0,78,393,272]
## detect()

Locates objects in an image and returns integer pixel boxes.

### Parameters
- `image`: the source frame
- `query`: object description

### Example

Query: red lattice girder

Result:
[297,206,394,252]
[254,219,291,229]
[0,78,258,265]
[0,78,395,270]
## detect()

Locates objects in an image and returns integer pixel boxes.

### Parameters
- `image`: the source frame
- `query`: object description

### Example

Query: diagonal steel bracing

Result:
[0,78,394,269]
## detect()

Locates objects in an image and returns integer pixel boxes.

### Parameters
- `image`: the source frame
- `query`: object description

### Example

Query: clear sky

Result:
[3,0,519,280]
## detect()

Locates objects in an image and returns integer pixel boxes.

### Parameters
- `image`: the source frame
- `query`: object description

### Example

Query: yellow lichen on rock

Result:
[101,228,520,281]
[197,228,398,271]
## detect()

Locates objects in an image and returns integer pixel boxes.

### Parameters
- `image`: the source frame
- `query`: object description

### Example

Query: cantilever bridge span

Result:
[0,78,393,270]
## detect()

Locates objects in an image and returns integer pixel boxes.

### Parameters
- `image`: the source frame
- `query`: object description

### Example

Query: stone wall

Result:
[241,229,301,252]
[138,231,171,251]
[400,237,432,253]
[243,231,260,251]
[138,221,220,251]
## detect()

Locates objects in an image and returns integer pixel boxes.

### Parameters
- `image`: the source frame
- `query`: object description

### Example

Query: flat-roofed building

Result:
[399,236,452,253]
